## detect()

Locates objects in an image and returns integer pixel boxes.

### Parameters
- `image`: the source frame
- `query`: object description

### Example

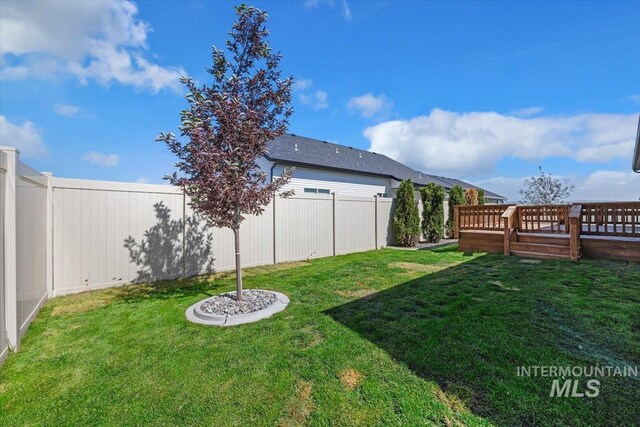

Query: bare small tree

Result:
[519,167,574,205]
[464,188,479,205]
[157,5,293,300]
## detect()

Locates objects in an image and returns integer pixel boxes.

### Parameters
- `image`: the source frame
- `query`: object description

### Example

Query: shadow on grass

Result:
[325,254,640,426]
[111,260,311,305]
[111,275,223,304]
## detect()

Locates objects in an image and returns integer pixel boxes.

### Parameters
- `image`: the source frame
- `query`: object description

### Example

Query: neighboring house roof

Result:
[265,133,506,200]
[634,115,640,173]
[429,175,504,200]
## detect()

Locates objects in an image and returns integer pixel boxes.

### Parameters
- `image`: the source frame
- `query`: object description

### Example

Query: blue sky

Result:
[1,0,638,200]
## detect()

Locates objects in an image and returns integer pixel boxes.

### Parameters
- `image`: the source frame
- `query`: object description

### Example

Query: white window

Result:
[304,187,331,194]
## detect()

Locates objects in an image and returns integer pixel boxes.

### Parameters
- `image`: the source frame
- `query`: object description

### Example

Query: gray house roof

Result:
[265,134,506,200]
[633,115,640,173]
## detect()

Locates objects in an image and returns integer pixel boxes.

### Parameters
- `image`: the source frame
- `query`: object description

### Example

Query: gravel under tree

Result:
[200,290,278,316]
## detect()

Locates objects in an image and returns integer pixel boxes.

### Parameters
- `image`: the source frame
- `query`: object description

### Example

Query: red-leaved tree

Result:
[157,5,293,300]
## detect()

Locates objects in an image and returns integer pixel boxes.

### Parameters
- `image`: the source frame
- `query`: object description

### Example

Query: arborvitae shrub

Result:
[446,185,465,236]
[421,183,445,243]
[393,179,420,247]
[478,189,486,205]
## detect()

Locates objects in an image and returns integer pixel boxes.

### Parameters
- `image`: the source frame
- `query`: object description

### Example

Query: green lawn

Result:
[1,247,639,426]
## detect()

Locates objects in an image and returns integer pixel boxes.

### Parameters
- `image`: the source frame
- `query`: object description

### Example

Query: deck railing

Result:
[454,204,512,234]
[454,201,640,262]
[581,202,640,238]
[517,205,571,234]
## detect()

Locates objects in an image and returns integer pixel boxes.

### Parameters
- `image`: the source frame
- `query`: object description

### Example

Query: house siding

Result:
[268,163,391,197]
[259,156,505,204]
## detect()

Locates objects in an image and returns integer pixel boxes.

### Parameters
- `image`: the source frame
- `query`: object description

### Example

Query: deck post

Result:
[569,204,582,261]
[501,206,516,256]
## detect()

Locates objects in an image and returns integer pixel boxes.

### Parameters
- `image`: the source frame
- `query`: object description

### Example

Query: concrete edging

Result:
[185,290,290,326]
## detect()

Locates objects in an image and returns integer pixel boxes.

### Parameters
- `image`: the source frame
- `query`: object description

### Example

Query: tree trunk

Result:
[233,227,243,300]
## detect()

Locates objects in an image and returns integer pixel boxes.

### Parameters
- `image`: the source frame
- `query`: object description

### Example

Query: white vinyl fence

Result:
[51,179,393,295]
[1,148,50,363]
[16,162,48,339]
[1,146,398,361]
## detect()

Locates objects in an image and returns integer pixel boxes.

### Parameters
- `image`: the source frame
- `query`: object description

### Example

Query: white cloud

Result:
[347,93,393,119]
[475,170,640,202]
[629,95,640,105]
[304,0,326,7]
[83,151,119,167]
[136,176,149,183]
[315,90,329,109]
[53,102,81,117]
[573,170,640,201]
[574,140,633,163]
[292,78,313,91]
[299,90,328,110]
[304,0,352,21]
[295,79,328,110]
[341,0,352,20]
[364,108,638,177]
[510,107,544,117]
[0,115,46,157]
[0,0,184,93]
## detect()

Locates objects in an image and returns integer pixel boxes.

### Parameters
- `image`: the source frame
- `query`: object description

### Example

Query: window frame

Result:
[304,187,331,195]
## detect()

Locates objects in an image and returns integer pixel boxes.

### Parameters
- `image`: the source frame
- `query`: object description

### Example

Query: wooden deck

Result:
[454,203,640,262]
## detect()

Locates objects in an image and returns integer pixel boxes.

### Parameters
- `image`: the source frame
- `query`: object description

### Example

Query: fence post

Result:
[272,193,277,265]
[374,195,379,250]
[43,172,54,297]
[182,192,186,278]
[332,193,337,256]
[2,147,19,350]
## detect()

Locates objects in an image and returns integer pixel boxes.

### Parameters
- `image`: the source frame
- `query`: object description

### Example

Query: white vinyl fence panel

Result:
[0,152,7,363]
[16,162,47,337]
[52,178,185,294]
[335,196,376,254]
[275,194,334,262]
[184,201,274,274]
[377,197,395,246]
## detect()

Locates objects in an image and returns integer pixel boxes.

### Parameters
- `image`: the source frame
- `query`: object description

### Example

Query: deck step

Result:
[510,250,571,260]
[516,233,570,246]
[510,242,570,256]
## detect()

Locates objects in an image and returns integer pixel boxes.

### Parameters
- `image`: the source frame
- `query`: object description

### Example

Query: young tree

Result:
[446,184,465,236]
[477,189,486,205]
[465,188,479,205]
[519,167,574,205]
[421,183,445,243]
[393,179,420,247]
[157,5,293,300]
